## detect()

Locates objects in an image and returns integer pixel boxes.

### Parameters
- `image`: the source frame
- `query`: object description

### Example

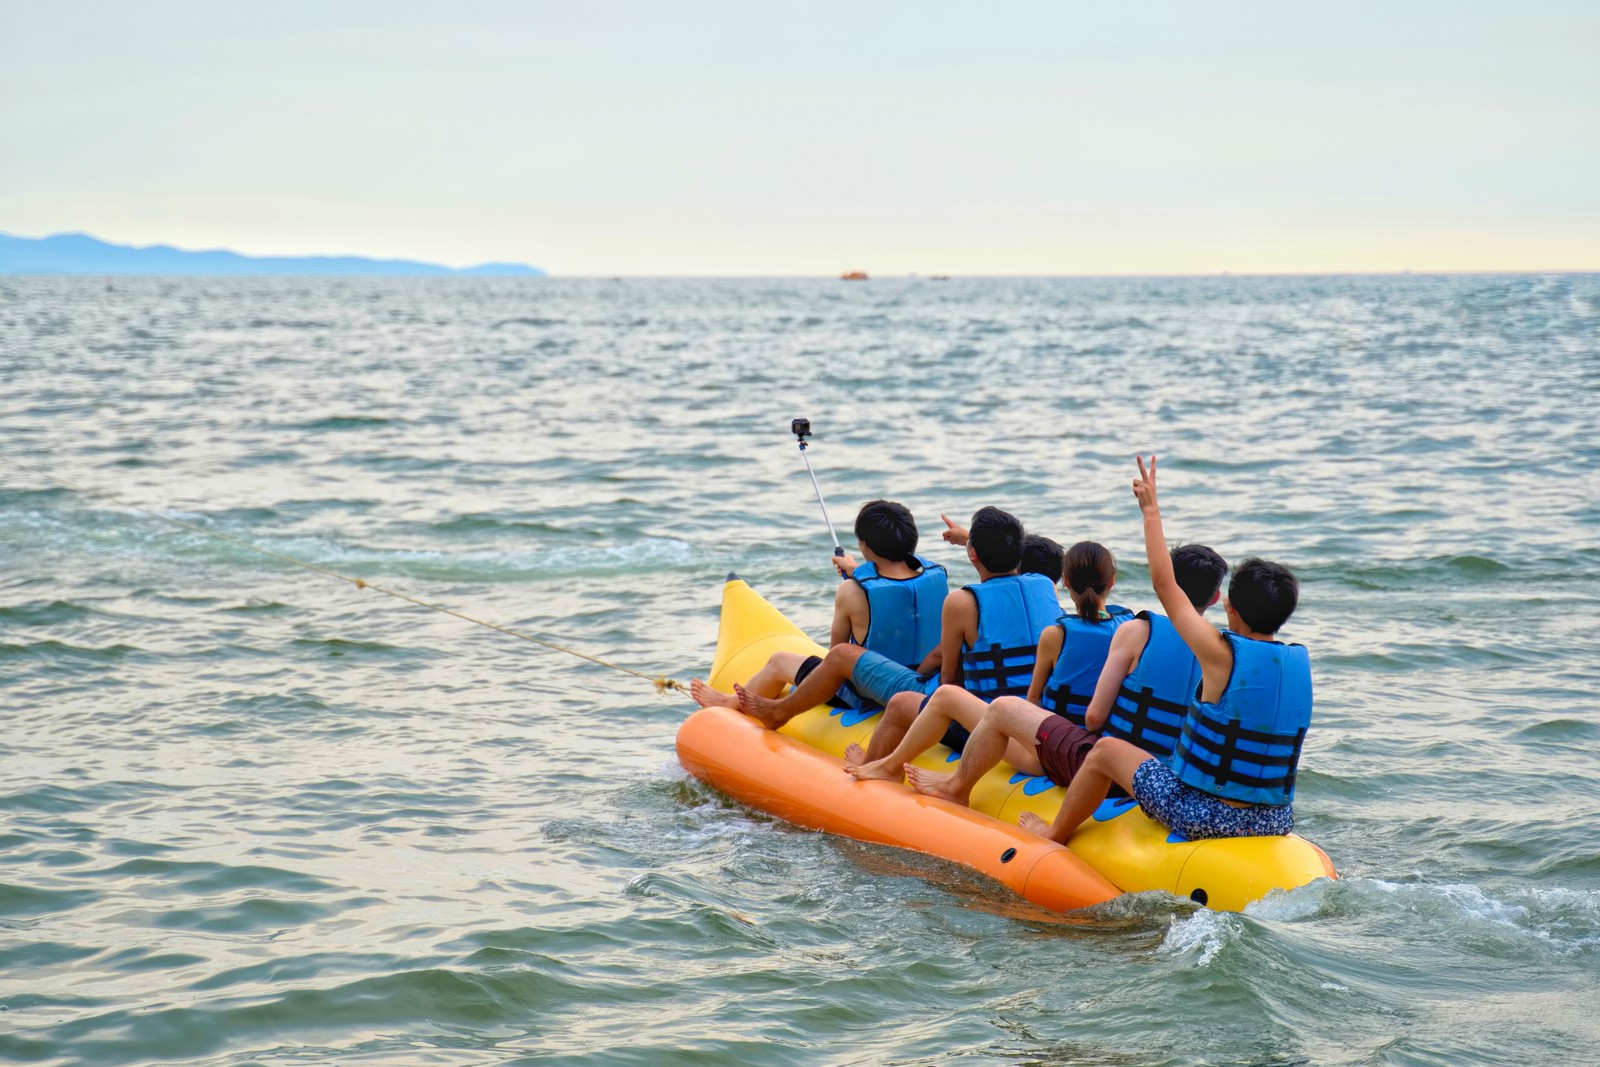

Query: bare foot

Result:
[906,765,971,806]
[734,684,787,729]
[689,678,738,709]
[1018,812,1061,842]
[843,757,904,783]
[843,743,867,768]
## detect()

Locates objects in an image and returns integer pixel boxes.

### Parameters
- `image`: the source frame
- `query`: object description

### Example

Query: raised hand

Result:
[833,550,859,577]
[1133,454,1159,513]
[940,514,970,546]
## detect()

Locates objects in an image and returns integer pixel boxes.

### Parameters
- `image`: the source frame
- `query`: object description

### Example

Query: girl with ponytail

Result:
[1027,541,1133,726]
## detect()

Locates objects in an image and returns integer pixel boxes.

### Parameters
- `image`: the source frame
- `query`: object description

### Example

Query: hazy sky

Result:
[2,1,1595,275]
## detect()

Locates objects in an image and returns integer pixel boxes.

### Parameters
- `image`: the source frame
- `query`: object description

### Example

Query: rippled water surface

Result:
[2,275,1598,1066]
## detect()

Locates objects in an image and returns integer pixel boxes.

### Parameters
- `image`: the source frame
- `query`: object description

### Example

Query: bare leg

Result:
[848,685,986,783]
[1019,738,1153,844]
[744,651,805,699]
[738,644,867,729]
[863,690,924,762]
[692,650,805,710]
[985,697,1051,778]
[908,696,1051,805]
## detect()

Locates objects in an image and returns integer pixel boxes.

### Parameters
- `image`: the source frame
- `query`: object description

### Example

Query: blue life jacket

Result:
[1104,611,1200,760]
[1040,605,1134,725]
[848,555,948,668]
[959,572,1062,699]
[1170,632,1313,806]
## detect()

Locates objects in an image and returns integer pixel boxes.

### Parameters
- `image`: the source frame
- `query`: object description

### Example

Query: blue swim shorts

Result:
[849,650,937,709]
[1131,759,1294,840]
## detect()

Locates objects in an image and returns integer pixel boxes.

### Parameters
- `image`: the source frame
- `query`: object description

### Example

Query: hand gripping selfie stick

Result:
[790,417,846,559]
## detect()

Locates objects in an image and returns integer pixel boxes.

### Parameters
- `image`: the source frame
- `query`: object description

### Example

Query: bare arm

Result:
[1084,620,1145,732]
[1134,455,1231,683]
[914,645,942,676]
[831,579,869,647]
[940,514,969,547]
[938,588,977,687]
[1026,626,1063,705]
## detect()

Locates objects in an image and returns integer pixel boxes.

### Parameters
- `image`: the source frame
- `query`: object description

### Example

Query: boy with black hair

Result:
[736,507,1059,736]
[862,541,1227,802]
[1020,456,1312,844]
[689,500,947,716]
[1020,534,1065,583]
[834,507,1065,761]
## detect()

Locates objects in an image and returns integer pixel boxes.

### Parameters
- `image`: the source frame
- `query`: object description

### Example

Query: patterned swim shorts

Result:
[1131,759,1294,840]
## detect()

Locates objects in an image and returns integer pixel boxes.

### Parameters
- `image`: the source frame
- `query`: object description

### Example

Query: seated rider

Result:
[839,509,1065,762]
[854,542,1227,804]
[688,500,947,718]
[844,539,1127,783]
[1029,541,1133,726]
[735,507,1056,738]
[1020,455,1311,844]
[1092,543,1228,763]
[941,518,1062,582]
[1020,534,1065,583]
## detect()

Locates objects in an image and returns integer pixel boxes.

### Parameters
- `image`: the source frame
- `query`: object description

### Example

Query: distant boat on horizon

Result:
[840,270,868,281]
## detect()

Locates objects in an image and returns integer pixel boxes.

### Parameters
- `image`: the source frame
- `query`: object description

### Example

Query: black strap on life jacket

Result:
[1175,717,1307,792]
[1110,683,1188,745]
[1045,683,1095,726]
[962,641,1036,697]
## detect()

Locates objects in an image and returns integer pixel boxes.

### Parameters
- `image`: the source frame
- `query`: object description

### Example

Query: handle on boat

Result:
[791,417,845,558]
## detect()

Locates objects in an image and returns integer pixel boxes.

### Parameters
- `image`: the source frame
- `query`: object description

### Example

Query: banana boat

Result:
[676,576,1336,913]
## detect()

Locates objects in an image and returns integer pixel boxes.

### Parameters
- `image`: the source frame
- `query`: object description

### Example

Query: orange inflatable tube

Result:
[678,706,1120,912]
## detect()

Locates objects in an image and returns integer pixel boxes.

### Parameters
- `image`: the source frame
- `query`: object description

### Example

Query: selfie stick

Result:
[790,418,845,558]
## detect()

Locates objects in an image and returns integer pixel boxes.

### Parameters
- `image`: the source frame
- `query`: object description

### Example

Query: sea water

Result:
[1,274,1597,1066]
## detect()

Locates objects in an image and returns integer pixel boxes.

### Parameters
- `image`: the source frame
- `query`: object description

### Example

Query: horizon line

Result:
[6,269,1594,280]
[4,232,1595,280]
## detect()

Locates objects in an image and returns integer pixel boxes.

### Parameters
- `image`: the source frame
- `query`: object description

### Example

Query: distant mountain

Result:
[0,232,545,277]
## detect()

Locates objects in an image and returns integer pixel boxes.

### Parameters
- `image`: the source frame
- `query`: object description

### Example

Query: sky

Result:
[1,1,1595,275]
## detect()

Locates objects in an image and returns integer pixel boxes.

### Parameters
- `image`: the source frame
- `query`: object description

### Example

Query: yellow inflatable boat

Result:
[677,576,1336,913]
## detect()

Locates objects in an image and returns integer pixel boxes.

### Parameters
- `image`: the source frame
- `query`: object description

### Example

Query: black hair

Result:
[1171,544,1228,611]
[1064,541,1116,621]
[1020,535,1065,583]
[1228,557,1299,635]
[854,500,918,564]
[967,506,1023,574]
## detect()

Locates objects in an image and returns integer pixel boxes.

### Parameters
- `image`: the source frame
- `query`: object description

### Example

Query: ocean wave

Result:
[0,599,97,625]
[256,535,699,581]
[1156,907,1241,967]
[0,639,143,663]
[78,858,340,897]
[0,881,100,919]
[429,515,595,537]
[1249,876,1600,958]
[3,504,696,581]
[492,316,566,328]
[244,318,336,330]
[290,415,399,432]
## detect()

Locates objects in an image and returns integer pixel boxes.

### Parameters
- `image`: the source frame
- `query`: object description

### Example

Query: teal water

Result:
[2,275,1598,1066]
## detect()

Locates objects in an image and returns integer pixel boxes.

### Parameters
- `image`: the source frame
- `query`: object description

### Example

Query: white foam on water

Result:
[1244,877,1337,922]
[1157,907,1239,967]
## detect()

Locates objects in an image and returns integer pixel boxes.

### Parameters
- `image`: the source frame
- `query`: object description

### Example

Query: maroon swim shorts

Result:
[1034,713,1099,788]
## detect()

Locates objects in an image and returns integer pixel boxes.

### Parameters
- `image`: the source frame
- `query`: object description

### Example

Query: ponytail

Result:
[1064,541,1116,621]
